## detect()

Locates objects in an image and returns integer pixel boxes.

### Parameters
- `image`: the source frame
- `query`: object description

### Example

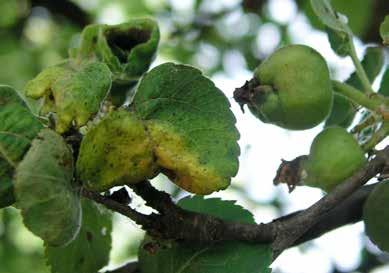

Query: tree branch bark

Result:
[83,147,389,269]
[30,0,90,27]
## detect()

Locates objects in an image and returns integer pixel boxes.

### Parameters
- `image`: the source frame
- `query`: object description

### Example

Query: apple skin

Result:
[303,127,366,192]
[250,44,333,130]
[363,180,389,252]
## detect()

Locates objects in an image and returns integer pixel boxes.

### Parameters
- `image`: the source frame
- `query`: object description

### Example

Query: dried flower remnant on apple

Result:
[234,44,333,130]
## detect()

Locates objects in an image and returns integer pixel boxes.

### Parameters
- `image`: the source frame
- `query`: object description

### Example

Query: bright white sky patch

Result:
[268,0,298,24]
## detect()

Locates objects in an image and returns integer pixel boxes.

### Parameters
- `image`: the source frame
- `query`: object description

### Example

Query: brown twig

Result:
[271,147,389,254]
[30,0,90,27]
[82,147,389,264]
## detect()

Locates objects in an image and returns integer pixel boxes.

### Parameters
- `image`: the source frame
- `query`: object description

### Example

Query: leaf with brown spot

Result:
[45,198,112,273]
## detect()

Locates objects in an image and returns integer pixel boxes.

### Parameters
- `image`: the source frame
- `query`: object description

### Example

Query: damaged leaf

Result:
[76,109,158,192]
[25,61,111,133]
[73,18,160,83]
[133,63,240,194]
[46,199,112,273]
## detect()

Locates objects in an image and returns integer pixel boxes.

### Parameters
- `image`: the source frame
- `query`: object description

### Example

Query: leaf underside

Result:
[14,129,81,246]
[45,198,112,273]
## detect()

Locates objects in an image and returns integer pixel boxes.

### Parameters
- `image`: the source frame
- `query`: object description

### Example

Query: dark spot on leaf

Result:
[48,91,55,102]
[78,257,85,265]
[86,231,93,242]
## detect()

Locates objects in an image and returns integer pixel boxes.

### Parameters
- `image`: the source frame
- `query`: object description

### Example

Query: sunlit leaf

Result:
[14,129,81,246]
[46,199,112,273]
[139,196,272,273]
[25,61,112,133]
[76,109,158,192]
[133,63,240,194]
[0,85,43,208]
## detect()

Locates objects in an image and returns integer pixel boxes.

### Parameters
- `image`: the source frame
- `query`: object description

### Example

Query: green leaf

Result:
[324,94,355,128]
[302,0,373,38]
[46,198,112,273]
[380,15,389,45]
[378,68,389,97]
[325,47,384,128]
[133,63,240,194]
[14,129,81,246]
[326,27,350,57]
[25,61,112,133]
[346,47,384,91]
[0,85,43,208]
[363,180,389,252]
[73,18,160,83]
[310,0,352,34]
[138,196,272,273]
[76,109,158,192]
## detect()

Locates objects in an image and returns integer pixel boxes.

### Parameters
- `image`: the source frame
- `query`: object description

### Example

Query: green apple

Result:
[236,45,333,130]
[304,127,366,191]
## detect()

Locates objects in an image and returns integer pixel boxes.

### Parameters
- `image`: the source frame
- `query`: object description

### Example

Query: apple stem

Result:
[347,36,375,95]
[332,80,387,115]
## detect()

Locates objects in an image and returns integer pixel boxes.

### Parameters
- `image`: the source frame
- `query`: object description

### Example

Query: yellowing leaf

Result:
[133,63,240,194]
[25,61,111,133]
[76,109,158,192]
[14,129,81,246]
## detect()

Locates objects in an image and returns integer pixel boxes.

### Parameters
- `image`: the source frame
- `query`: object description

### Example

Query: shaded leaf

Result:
[380,15,389,45]
[301,0,373,38]
[363,180,389,252]
[14,129,81,246]
[46,198,112,273]
[77,109,158,192]
[378,68,389,97]
[310,0,351,34]
[326,27,350,56]
[73,18,160,83]
[25,61,111,133]
[133,63,240,194]
[324,93,355,128]
[346,47,384,90]
[139,196,272,273]
[0,85,43,208]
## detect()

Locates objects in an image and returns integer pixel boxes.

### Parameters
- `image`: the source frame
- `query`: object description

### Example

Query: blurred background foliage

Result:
[0,0,388,273]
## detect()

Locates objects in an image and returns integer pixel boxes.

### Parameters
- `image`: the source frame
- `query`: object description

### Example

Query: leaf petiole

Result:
[347,36,376,94]
[332,80,386,114]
